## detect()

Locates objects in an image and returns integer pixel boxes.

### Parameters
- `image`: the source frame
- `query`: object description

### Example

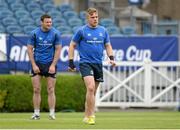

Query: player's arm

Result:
[49,44,62,74]
[51,44,62,66]
[105,43,116,66]
[27,44,40,73]
[68,41,76,71]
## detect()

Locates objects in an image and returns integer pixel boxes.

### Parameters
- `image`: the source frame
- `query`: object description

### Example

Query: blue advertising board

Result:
[5,35,178,72]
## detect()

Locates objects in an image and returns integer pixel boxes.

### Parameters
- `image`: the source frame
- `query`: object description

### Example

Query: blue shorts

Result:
[79,63,104,82]
[31,61,57,78]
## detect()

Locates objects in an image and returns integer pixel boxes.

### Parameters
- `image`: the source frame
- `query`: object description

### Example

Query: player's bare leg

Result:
[47,77,56,120]
[31,75,41,120]
[83,76,95,124]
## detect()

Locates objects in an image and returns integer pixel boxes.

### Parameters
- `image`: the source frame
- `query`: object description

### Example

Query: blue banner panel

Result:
[6,35,178,72]
[110,36,178,61]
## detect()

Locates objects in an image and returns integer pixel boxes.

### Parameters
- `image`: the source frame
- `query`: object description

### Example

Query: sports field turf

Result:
[0,111,180,129]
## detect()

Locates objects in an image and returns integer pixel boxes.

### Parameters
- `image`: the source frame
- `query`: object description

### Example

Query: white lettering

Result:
[126,45,151,61]
[20,46,29,61]
[60,46,68,62]
[60,45,79,62]
[10,46,21,61]
[10,45,29,61]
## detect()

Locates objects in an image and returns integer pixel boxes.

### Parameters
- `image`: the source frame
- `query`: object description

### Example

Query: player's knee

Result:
[47,87,54,94]
[87,86,95,93]
[34,87,41,94]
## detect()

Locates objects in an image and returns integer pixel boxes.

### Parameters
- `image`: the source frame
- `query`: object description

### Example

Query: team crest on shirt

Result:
[39,37,43,40]
[99,33,103,37]
[87,33,91,36]
[93,37,97,40]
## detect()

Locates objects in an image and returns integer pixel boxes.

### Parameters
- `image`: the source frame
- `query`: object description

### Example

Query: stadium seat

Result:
[37,0,54,5]
[121,26,136,35]
[35,18,41,26]
[0,2,8,10]
[27,2,41,12]
[47,10,62,19]
[0,9,14,19]
[15,10,30,19]
[31,10,45,20]
[53,18,67,27]
[58,4,73,13]
[10,3,25,11]
[42,3,55,12]
[2,17,18,26]
[100,18,114,27]
[106,26,120,35]
[23,0,31,5]
[6,0,21,4]
[23,25,37,35]
[57,26,72,35]
[6,25,22,34]
[63,11,78,19]
[0,25,6,33]
[68,18,83,27]
[79,11,86,20]
[72,26,81,33]
[19,17,34,26]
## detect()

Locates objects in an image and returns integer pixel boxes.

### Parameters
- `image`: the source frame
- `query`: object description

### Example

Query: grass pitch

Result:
[0,111,180,129]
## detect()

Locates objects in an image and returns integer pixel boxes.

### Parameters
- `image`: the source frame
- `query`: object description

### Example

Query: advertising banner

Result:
[4,35,178,72]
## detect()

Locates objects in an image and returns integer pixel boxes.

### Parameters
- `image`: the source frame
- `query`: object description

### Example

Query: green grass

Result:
[0,111,180,129]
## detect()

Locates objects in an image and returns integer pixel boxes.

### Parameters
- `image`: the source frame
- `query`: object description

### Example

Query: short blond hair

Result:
[86,7,98,18]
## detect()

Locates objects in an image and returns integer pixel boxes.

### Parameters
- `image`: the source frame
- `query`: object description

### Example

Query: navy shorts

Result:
[31,62,57,78]
[79,63,104,82]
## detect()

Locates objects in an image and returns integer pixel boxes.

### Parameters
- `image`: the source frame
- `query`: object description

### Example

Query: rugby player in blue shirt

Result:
[68,8,116,125]
[27,14,62,120]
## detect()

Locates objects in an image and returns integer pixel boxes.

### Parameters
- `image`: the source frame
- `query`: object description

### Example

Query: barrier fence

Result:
[96,61,180,109]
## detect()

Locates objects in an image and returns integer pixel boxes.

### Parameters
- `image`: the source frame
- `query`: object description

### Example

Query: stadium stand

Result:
[26,2,41,12]
[10,3,25,11]
[47,10,62,19]
[106,26,121,36]
[56,26,72,35]
[23,25,37,35]
[53,17,67,27]
[19,17,35,27]
[6,25,22,34]
[58,4,73,13]
[121,26,136,35]
[31,10,45,20]
[0,25,5,33]
[63,11,78,19]
[42,3,55,12]
[0,9,14,19]
[0,0,177,36]
[2,17,18,27]
[100,18,115,27]
[156,20,178,35]
[79,11,86,21]
[15,10,30,19]
[68,18,83,27]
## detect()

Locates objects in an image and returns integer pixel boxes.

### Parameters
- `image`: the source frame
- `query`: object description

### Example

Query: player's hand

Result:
[32,64,40,74]
[49,64,55,74]
[109,56,116,67]
[109,60,116,67]
[68,59,76,72]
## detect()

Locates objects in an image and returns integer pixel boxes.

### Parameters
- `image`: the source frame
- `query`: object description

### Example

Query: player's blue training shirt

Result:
[72,24,110,63]
[27,27,62,64]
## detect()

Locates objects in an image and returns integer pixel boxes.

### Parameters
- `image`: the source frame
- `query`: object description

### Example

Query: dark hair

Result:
[40,14,51,22]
